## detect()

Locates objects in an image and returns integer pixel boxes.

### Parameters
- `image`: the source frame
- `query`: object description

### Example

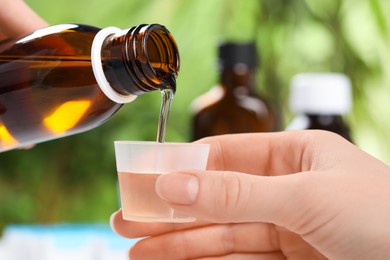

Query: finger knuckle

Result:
[213,172,245,219]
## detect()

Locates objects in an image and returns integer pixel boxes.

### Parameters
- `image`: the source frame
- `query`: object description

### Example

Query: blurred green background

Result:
[1,0,390,231]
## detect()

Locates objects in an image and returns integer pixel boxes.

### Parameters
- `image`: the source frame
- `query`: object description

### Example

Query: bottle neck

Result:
[305,113,344,124]
[94,24,179,102]
[304,113,352,141]
[219,63,257,94]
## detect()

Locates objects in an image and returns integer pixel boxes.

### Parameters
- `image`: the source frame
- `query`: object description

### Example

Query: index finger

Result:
[196,131,347,176]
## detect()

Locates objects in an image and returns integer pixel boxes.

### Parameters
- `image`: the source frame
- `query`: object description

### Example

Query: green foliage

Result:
[1,0,390,230]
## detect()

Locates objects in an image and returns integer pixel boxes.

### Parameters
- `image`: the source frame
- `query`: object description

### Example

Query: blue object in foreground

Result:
[0,223,139,260]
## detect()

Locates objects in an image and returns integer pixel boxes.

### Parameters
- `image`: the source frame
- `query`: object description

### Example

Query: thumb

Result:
[156,170,324,233]
[0,0,48,39]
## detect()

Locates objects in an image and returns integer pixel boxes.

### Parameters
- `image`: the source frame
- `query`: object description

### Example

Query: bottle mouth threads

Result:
[92,24,180,103]
[92,26,138,104]
[125,24,180,94]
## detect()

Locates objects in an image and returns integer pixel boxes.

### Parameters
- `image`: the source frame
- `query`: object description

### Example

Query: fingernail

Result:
[156,173,199,205]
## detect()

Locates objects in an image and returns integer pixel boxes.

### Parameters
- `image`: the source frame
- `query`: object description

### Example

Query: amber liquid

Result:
[0,24,178,151]
[0,24,122,151]
[156,89,174,143]
[118,172,194,222]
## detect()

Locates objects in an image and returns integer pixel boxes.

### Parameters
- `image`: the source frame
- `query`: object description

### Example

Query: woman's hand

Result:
[111,131,390,259]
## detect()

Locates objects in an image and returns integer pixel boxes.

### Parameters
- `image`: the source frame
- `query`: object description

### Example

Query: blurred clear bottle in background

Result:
[190,42,279,141]
[0,23,179,152]
[286,72,353,142]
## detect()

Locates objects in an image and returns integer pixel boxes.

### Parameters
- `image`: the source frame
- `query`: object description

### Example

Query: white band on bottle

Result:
[91,27,137,104]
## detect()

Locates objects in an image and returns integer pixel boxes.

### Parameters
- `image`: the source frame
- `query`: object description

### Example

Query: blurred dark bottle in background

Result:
[286,72,353,142]
[190,42,279,141]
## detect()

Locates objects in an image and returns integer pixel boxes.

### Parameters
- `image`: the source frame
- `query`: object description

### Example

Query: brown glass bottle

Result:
[0,23,179,152]
[287,73,353,142]
[191,42,278,141]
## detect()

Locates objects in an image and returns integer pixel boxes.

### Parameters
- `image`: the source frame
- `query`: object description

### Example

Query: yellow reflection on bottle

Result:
[44,100,91,134]
[0,124,19,148]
